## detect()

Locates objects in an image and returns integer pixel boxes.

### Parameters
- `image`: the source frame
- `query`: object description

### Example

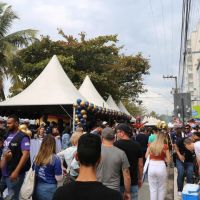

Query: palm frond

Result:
[3,29,38,47]
[0,4,18,38]
[0,40,16,76]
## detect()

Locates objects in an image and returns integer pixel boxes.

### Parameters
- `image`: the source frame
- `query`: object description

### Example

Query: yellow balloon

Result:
[80,101,85,107]
[83,114,87,119]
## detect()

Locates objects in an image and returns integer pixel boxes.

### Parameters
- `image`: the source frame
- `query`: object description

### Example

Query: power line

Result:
[178,0,192,91]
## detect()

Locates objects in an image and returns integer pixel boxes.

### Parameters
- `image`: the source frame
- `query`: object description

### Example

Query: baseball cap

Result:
[102,127,115,140]
[116,123,132,137]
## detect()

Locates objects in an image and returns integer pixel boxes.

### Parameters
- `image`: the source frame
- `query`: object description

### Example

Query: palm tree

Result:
[0,2,37,100]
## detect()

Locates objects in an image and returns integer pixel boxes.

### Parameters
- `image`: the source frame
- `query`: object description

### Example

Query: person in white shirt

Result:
[184,138,200,175]
[57,131,83,181]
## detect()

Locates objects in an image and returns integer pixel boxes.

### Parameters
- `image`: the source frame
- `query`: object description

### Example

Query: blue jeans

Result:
[4,174,25,200]
[34,182,57,200]
[120,185,138,200]
[176,159,194,192]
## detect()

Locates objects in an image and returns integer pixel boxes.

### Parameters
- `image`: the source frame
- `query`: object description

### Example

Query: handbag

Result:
[142,155,150,182]
[19,164,35,200]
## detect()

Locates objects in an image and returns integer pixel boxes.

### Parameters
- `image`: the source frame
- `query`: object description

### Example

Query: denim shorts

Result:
[34,182,57,200]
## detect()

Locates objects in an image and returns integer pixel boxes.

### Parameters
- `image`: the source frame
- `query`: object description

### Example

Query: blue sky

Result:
[5,0,185,114]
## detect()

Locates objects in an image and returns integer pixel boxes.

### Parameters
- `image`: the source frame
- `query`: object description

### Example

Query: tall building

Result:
[184,23,200,105]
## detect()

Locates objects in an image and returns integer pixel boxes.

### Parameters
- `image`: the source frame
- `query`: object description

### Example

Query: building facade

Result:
[184,23,200,105]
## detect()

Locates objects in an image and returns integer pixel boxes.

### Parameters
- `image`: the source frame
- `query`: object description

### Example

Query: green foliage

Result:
[122,99,148,116]
[14,30,150,102]
[0,2,37,100]
[148,111,159,118]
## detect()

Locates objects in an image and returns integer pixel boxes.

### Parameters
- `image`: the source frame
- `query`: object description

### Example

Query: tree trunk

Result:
[0,78,6,101]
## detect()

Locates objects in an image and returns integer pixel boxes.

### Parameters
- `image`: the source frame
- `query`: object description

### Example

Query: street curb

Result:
[174,167,181,200]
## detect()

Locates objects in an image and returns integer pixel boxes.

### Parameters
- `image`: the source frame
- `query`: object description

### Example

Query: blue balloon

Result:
[77,99,82,105]
[83,123,87,127]
[77,106,82,111]
[78,114,82,119]
[85,101,89,107]
[76,110,80,115]
[80,118,85,123]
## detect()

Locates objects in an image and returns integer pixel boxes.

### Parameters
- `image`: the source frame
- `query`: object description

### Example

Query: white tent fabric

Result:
[142,116,160,126]
[0,55,85,106]
[106,95,121,111]
[79,76,110,109]
[118,101,131,116]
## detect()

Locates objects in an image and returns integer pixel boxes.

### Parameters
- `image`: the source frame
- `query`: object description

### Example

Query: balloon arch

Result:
[73,99,132,130]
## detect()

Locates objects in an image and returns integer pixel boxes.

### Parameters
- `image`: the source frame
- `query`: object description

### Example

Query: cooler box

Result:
[182,184,200,200]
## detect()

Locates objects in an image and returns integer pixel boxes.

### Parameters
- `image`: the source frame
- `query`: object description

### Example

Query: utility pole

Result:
[163,75,178,94]
[181,97,185,126]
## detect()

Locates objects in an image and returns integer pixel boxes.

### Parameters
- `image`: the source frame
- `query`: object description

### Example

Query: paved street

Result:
[138,166,174,200]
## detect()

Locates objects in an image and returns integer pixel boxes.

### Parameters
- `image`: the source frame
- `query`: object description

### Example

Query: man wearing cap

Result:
[97,127,131,200]
[114,123,143,200]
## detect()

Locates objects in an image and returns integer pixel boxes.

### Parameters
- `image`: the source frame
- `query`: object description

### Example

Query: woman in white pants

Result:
[146,132,170,200]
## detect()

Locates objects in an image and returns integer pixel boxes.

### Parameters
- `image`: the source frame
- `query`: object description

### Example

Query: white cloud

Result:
[139,86,174,115]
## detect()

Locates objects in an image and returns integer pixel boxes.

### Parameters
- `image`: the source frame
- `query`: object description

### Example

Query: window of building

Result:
[187,56,192,62]
[187,48,192,53]
[188,65,193,71]
[189,82,193,88]
[187,39,191,46]
[188,73,193,80]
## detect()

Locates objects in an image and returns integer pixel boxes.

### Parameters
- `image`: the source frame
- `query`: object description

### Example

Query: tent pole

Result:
[72,106,75,132]
[59,105,72,120]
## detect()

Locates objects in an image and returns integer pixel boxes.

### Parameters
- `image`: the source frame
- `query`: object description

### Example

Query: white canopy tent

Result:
[79,75,110,109]
[118,101,135,121]
[106,95,121,112]
[142,116,160,126]
[118,101,131,116]
[0,55,85,106]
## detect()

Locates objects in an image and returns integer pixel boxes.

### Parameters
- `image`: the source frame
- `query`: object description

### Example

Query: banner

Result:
[192,105,200,118]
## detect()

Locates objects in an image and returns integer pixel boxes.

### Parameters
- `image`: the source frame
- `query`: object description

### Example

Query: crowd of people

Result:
[0,115,199,200]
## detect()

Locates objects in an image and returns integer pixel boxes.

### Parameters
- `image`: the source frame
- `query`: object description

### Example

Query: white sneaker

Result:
[178,192,182,196]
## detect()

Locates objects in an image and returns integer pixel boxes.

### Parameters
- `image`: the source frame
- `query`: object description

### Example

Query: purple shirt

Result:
[2,132,30,176]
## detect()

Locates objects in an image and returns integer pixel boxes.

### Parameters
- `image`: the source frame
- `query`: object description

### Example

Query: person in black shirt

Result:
[114,123,143,200]
[53,134,122,200]
[175,131,200,196]
[136,128,149,163]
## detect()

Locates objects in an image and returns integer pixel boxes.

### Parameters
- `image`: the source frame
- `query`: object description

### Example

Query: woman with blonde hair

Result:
[36,126,45,139]
[57,131,83,183]
[146,132,170,200]
[33,135,62,200]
